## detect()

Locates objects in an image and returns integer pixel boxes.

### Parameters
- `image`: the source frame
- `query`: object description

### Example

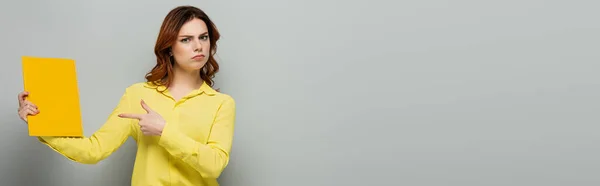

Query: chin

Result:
[189,61,207,70]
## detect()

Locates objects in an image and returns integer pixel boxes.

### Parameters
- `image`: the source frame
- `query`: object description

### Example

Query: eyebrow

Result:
[178,32,208,37]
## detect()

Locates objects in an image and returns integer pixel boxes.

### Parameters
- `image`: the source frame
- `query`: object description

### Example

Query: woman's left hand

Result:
[119,99,166,136]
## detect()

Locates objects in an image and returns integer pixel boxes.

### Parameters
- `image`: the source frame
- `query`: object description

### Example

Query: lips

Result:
[192,54,205,60]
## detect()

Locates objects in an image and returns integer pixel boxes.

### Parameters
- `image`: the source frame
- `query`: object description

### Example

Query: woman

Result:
[16,5,235,186]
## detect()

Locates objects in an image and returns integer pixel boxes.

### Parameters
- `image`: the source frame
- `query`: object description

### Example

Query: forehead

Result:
[178,18,208,35]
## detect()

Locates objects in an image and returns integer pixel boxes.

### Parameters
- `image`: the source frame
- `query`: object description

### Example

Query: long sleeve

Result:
[158,96,236,178]
[37,88,136,164]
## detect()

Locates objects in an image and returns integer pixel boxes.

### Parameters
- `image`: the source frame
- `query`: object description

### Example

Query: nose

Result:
[194,39,202,52]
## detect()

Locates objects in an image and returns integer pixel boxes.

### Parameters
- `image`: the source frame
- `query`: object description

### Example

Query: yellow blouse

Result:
[38,81,236,186]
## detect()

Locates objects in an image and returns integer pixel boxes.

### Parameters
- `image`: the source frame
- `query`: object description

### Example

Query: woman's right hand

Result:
[17,91,39,122]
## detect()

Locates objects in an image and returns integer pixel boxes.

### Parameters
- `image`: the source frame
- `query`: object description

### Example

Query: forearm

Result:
[37,116,134,164]
[158,123,230,178]
[38,136,115,164]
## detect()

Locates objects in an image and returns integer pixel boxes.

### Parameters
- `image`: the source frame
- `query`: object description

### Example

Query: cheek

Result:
[171,45,191,61]
[204,42,211,51]
[172,43,190,54]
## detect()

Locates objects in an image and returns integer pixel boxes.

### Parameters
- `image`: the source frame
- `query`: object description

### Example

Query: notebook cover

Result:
[21,56,84,137]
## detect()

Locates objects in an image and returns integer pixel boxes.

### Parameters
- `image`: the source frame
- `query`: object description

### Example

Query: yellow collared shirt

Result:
[38,81,236,186]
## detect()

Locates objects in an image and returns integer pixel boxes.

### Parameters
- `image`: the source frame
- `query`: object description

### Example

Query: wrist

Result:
[159,121,166,135]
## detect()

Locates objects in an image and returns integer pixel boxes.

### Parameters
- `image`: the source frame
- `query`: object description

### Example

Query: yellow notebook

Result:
[21,56,84,137]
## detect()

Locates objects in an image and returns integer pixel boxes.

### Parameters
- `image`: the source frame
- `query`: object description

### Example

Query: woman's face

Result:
[171,17,210,72]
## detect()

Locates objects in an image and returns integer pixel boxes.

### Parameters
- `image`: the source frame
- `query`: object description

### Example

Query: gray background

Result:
[1,0,599,185]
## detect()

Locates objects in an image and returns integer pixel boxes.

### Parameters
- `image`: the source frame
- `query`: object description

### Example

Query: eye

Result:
[180,38,190,43]
[200,35,209,40]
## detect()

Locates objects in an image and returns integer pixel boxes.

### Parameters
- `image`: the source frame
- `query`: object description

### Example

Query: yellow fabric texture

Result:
[38,81,236,186]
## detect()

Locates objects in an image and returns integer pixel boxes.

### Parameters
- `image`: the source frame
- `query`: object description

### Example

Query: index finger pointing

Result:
[118,113,142,119]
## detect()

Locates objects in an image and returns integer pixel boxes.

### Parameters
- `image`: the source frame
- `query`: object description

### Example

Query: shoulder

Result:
[125,82,150,90]
[111,82,157,99]
[122,82,160,93]
[212,92,236,114]
[202,83,235,105]
[212,91,235,105]
[205,84,235,110]
[128,82,154,89]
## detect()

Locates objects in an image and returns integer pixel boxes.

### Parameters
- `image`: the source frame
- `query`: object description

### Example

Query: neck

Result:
[171,65,204,90]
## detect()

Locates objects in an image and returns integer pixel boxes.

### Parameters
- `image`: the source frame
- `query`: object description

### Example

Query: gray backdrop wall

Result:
[1,0,599,185]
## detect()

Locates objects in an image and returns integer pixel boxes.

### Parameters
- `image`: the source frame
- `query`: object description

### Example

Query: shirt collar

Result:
[143,80,217,96]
